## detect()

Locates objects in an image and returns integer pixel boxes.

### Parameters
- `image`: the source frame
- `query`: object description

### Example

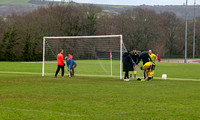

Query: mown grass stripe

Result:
[1,71,200,82]
[0,107,81,117]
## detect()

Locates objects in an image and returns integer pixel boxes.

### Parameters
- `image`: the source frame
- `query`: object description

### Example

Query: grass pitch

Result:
[0,61,200,119]
[0,0,30,5]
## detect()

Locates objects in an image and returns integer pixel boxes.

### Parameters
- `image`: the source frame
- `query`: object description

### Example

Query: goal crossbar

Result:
[43,35,122,39]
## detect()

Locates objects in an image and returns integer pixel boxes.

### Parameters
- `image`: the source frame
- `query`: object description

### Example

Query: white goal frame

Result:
[42,35,123,79]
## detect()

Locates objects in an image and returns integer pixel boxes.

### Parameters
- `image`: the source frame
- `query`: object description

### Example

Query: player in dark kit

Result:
[130,48,139,78]
[138,50,152,65]
[123,51,136,80]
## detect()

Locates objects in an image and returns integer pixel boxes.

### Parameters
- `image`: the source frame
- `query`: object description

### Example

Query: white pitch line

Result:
[0,71,200,81]
[21,62,42,63]
[75,74,119,78]
[154,77,200,81]
[0,71,41,75]
[0,71,119,78]
[21,62,56,64]
[0,107,81,117]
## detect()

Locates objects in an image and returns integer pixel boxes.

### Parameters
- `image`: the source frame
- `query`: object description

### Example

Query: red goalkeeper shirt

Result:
[57,53,64,65]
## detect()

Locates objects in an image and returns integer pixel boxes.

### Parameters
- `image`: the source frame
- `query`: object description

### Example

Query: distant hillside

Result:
[97,4,199,20]
[0,0,199,19]
[0,0,30,5]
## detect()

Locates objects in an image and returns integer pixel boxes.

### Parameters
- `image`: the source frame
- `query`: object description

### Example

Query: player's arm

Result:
[155,54,157,60]
[136,54,139,64]
[67,61,70,70]
[69,60,73,70]
[144,70,148,80]
[155,54,158,61]
[152,54,157,61]
[149,64,153,72]
[138,55,142,64]
[128,55,135,68]
[148,54,152,61]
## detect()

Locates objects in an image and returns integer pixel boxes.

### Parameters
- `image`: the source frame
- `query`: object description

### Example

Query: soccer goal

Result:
[42,35,126,79]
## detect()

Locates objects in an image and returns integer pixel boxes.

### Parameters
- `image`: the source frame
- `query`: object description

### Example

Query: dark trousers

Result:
[143,62,147,79]
[144,71,146,79]
[55,65,64,77]
[70,64,77,77]
[124,71,129,79]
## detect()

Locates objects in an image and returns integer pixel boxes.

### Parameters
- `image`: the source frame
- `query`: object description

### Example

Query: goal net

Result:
[42,35,126,79]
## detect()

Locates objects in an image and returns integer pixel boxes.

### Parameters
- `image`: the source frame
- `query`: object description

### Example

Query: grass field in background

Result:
[0,0,30,5]
[1,61,200,79]
[45,60,121,77]
[0,61,200,119]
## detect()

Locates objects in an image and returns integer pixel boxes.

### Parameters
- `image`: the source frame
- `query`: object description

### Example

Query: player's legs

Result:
[143,62,146,79]
[55,65,61,77]
[71,64,77,77]
[134,66,137,78]
[130,65,137,78]
[70,70,72,77]
[71,69,74,77]
[61,65,64,77]
[124,71,129,79]
[147,71,154,81]
[130,71,132,78]
[144,70,148,80]
[124,72,127,79]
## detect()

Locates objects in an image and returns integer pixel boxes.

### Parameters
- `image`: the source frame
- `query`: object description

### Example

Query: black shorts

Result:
[152,65,155,70]
[72,64,77,69]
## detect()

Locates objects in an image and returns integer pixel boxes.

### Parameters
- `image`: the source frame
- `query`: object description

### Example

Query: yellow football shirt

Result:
[143,62,155,70]
[149,53,156,62]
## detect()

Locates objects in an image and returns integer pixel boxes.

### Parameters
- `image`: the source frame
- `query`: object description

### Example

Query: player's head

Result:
[65,56,69,61]
[128,51,131,54]
[133,48,136,53]
[60,49,63,54]
[141,50,144,53]
[149,50,152,54]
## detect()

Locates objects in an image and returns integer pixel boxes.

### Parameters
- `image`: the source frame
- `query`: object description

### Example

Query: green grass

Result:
[0,61,200,119]
[0,0,30,5]
[45,60,121,77]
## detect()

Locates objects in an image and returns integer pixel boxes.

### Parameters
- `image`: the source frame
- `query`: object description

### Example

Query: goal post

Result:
[42,35,125,79]
[42,37,45,77]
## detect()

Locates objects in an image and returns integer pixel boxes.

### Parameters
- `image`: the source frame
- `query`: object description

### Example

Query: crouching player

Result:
[140,62,156,81]
[65,56,77,77]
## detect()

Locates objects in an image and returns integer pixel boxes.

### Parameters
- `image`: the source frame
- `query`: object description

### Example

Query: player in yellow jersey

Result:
[149,50,157,62]
[130,48,139,79]
[140,62,156,81]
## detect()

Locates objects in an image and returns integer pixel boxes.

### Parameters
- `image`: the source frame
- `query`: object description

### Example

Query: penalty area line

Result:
[0,71,41,75]
[45,73,120,78]
[21,62,56,64]
[0,71,200,81]
[0,107,81,117]
[0,71,119,78]
[154,77,200,82]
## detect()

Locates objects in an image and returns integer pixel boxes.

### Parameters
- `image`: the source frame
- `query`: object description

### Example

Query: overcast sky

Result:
[63,0,197,5]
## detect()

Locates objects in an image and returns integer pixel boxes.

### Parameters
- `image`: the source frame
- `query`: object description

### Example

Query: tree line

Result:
[0,3,200,61]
